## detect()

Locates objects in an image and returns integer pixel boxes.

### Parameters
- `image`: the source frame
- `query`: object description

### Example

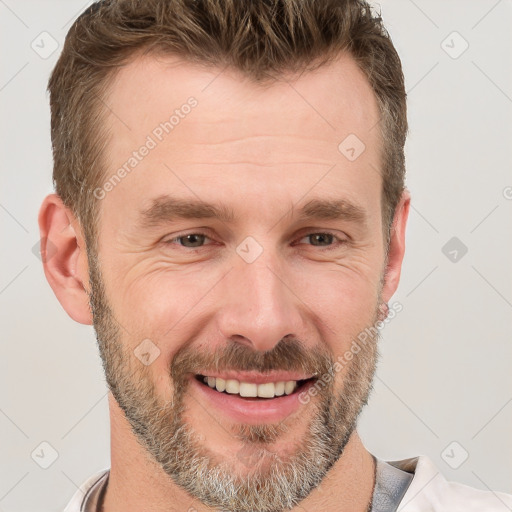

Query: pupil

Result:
[183,234,204,247]
[312,233,332,246]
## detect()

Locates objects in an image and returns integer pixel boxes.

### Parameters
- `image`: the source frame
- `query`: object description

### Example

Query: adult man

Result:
[38,0,512,511]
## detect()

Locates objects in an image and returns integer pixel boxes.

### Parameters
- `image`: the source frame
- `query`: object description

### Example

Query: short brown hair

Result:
[48,0,407,253]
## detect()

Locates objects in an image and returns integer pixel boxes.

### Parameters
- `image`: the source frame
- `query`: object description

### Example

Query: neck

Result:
[101,393,376,512]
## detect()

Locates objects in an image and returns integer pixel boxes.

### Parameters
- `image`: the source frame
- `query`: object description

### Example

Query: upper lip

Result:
[193,371,317,385]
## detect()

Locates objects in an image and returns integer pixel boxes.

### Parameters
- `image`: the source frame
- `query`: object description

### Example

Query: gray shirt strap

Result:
[370,455,414,512]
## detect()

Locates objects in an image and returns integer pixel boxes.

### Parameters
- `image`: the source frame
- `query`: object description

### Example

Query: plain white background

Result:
[1,1,511,510]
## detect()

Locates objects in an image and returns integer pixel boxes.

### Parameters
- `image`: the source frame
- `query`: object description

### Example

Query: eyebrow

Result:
[137,194,367,229]
[295,198,367,226]
[138,195,236,229]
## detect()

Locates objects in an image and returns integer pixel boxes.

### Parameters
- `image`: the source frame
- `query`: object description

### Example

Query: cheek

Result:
[299,266,381,349]
[105,263,223,375]
[108,260,212,325]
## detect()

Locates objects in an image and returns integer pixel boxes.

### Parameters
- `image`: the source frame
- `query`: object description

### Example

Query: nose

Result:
[215,251,305,353]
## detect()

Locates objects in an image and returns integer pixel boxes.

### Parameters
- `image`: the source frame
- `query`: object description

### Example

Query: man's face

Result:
[88,52,390,511]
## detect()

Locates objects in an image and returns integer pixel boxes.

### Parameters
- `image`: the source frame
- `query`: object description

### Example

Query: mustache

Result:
[170,337,334,383]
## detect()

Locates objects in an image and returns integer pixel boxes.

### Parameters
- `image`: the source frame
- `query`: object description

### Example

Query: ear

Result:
[37,193,93,325]
[381,188,411,303]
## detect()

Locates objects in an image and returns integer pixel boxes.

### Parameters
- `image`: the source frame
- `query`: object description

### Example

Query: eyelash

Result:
[163,231,347,251]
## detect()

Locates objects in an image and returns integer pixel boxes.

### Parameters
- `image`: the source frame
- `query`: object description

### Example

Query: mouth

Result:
[194,374,316,401]
[190,372,318,423]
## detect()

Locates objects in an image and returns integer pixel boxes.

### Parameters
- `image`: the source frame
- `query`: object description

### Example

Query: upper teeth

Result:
[202,376,298,398]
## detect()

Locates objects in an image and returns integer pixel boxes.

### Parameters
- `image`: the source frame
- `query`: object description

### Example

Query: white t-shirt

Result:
[63,454,512,512]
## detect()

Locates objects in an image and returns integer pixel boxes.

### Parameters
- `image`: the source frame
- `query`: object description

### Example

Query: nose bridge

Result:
[216,246,303,352]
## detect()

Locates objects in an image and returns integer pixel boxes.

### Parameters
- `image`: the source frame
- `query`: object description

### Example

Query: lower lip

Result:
[190,376,316,424]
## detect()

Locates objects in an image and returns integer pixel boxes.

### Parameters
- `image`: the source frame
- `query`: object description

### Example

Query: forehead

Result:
[99,52,382,227]
[106,51,380,143]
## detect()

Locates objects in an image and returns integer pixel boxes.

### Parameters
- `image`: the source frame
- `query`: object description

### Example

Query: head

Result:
[39,1,410,511]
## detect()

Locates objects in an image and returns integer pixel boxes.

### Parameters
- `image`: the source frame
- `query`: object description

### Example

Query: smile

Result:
[195,374,315,399]
[190,370,318,423]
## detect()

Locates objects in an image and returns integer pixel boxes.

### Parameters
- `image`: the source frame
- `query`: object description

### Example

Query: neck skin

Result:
[100,392,376,512]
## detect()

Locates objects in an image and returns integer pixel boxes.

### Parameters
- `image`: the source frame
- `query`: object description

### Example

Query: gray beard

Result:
[86,251,381,512]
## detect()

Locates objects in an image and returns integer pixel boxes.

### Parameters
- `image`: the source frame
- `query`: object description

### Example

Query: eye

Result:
[296,232,347,250]
[162,230,347,251]
[164,232,213,248]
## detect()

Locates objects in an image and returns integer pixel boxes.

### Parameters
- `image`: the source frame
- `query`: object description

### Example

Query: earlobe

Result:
[38,194,93,325]
[380,188,411,303]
